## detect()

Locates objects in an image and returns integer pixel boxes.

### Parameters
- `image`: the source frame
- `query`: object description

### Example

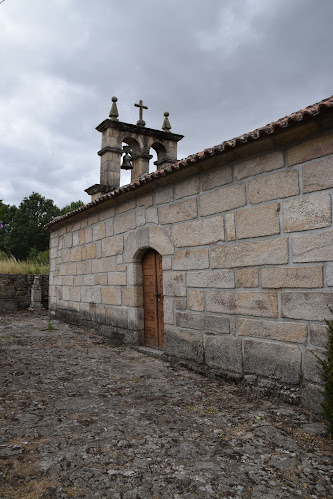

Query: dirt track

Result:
[1,311,332,498]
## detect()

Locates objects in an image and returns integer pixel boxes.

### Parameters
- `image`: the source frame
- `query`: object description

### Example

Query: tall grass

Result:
[0,254,49,275]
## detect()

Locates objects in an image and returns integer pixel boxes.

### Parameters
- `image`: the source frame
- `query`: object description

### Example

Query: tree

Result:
[0,200,18,255]
[4,193,60,260]
[60,200,85,215]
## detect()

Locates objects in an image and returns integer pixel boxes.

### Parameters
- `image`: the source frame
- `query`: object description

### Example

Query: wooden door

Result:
[142,249,164,349]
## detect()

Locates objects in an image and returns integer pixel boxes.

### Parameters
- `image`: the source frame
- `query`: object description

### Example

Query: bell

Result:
[121,152,133,170]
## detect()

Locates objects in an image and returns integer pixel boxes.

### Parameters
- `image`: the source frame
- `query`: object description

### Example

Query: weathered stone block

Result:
[122,287,143,307]
[222,215,236,246]
[116,199,136,214]
[293,230,333,262]
[101,286,122,305]
[309,323,329,348]
[281,291,333,321]
[200,184,246,216]
[175,298,187,310]
[325,262,333,286]
[205,334,242,373]
[159,198,197,224]
[211,238,288,268]
[76,261,91,275]
[146,206,158,224]
[173,248,209,270]
[102,235,124,257]
[243,339,301,384]
[64,233,73,248]
[95,274,107,285]
[248,170,299,204]
[86,243,96,260]
[238,318,307,343]
[149,225,174,255]
[155,187,173,204]
[105,219,114,237]
[283,193,331,232]
[288,132,333,166]
[187,269,235,288]
[107,272,127,286]
[174,177,199,199]
[163,272,186,296]
[105,305,128,329]
[302,382,324,415]
[114,211,136,234]
[137,193,153,208]
[176,311,230,334]
[172,216,224,247]
[201,166,233,191]
[136,207,145,227]
[206,290,278,317]
[304,348,326,384]
[79,229,85,245]
[127,263,142,286]
[164,327,204,363]
[237,268,259,288]
[188,289,204,311]
[234,151,284,180]
[162,296,174,325]
[91,256,116,273]
[302,156,333,193]
[237,203,280,239]
[70,247,81,262]
[84,226,93,244]
[123,232,138,263]
[81,286,101,304]
[92,222,106,240]
[261,266,323,288]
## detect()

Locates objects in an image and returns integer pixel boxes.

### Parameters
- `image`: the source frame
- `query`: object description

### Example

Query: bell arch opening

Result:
[120,137,140,186]
[149,142,167,172]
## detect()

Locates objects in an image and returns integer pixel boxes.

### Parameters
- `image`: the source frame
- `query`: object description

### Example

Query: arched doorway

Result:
[142,249,164,349]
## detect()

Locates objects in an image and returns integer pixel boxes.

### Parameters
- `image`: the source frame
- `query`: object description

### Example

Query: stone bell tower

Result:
[85,97,184,201]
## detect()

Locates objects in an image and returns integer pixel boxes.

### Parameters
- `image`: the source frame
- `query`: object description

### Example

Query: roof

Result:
[45,94,333,229]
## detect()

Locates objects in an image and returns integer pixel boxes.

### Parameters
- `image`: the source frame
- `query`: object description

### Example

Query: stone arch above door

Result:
[123,224,174,265]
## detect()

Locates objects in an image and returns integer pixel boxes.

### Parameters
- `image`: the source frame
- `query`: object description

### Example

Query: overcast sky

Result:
[1,0,332,208]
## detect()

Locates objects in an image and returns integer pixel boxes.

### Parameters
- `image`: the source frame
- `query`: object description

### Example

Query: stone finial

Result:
[109,96,119,121]
[162,112,171,132]
[134,99,148,127]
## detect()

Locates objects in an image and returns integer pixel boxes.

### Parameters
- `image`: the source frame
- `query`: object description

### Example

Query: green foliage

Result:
[317,308,333,438]
[0,193,85,266]
[47,320,55,331]
[3,193,60,260]
[60,200,85,215]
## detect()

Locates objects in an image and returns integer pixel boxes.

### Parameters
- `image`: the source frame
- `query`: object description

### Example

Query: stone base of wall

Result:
[52,309,141,347]
[0,274,49,310]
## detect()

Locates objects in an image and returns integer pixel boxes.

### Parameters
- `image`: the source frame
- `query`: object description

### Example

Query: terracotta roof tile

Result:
[45,94,333,229]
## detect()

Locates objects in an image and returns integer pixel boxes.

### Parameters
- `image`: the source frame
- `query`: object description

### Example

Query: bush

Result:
[317,308,333,438]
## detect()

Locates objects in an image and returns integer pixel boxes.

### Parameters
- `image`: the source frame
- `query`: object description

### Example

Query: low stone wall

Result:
[0,274,49,310]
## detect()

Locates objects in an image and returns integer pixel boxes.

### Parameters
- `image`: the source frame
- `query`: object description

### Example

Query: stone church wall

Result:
[48,124,333,413]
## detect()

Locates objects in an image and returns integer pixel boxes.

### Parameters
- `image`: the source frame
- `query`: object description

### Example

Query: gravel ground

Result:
[0,311,332,498]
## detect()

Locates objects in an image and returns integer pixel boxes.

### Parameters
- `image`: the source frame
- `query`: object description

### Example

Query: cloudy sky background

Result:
[1,0,332,208]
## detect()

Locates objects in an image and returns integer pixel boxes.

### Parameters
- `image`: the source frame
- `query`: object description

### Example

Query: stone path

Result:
[0,311,332,498]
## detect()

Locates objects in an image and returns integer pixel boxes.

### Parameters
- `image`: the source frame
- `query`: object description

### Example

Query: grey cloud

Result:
[0,0,332,207]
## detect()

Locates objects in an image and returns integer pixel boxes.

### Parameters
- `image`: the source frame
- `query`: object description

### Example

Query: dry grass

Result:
[0,255,49,275]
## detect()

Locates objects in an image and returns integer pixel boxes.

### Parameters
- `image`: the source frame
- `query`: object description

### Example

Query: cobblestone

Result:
[0,311,332,498]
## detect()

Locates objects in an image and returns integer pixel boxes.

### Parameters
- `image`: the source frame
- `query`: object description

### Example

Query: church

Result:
[46,95,333,412]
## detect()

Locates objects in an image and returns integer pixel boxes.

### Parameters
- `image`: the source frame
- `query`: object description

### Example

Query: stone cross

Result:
[134,100,148,126]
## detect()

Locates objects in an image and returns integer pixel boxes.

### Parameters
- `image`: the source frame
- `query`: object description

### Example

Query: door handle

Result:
[155,293,161,302]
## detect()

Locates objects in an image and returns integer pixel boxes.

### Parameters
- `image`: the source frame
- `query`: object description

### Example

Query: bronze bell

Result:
[121,152,133,170]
